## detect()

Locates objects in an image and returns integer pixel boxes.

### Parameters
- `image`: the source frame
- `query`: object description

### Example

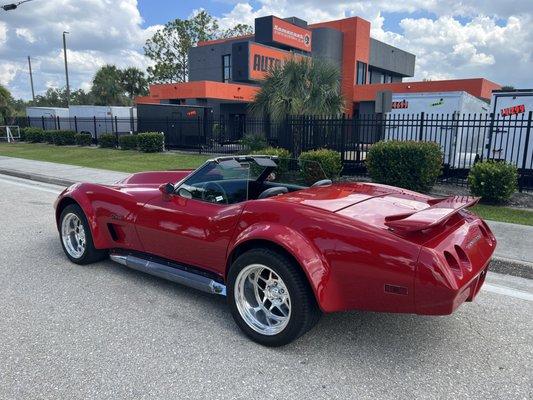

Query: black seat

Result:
[258,186,288,199]
[311,179,332,187]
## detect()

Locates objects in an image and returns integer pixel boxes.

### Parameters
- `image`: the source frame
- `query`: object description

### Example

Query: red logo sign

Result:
[500,104,525,117]
[272,17,312,52]
[392,100,409,109]
[186,110,197,117]
[248,43,306,81]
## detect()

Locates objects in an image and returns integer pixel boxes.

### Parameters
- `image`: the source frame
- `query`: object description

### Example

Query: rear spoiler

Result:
[384,196,480,233]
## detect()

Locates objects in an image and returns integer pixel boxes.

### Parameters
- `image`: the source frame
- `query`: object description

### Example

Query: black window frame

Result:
[356,61,367,85]
[222,54,231,83]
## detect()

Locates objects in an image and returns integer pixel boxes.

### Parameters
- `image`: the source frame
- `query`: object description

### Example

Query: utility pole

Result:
[62,31,70,106]
[27,56,35,101]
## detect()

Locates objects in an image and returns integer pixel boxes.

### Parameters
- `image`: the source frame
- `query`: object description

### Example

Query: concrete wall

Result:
[311,28,343,70]
[369,38,415,78]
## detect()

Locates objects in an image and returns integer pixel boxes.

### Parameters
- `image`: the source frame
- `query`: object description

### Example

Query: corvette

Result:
[54,155,496,346]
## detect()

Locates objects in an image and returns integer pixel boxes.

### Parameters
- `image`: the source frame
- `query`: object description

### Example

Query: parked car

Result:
[54,156,496,346]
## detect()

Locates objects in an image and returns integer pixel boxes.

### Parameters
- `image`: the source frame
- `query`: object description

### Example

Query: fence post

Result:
[340,114,346,163]
[93,116,98,145]
[74,116,78,133]
[519,111,532,192]
[27,116,30,128]
[114,116,119,147]
[41,116,45,130]
[198,116,202,154]
[57,115,60,130]
[485,112,495,161]
[418,112,425,141]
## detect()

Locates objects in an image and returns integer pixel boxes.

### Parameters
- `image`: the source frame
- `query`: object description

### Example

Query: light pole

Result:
[62,31,70,106]
[27,56,35,101]
[1,0,35,11]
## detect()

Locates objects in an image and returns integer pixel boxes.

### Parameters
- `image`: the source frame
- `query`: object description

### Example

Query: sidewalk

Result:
[0,155,531,277]
[0,156,128,186]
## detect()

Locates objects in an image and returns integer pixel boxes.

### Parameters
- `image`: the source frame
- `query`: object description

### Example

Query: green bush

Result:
[23,127,44,143]
[366,141,442,192]
[137,132,164,153]
[468,161,518,204]
[98,133,117,148]
[242,134,268,152]
[75,133,92,146]
[119,134,138,150]
[52,130,76,146]
[299,148,342,184]
[43,130,56,143]
[251,147,291,177]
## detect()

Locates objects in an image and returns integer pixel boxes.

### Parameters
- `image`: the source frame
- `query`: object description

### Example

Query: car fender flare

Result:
[56,188,107,249]
[227,223,338,311]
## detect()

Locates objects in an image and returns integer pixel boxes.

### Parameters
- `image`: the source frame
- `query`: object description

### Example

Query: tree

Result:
[71,89,95,105]
[91,65,129,106]
[500,85,515,91]
[29,87,68,107]
[250,58,345,121]
[144,10,219,83]
[120,67,148,100]
[220,23,253,39]
[0,84,14,123]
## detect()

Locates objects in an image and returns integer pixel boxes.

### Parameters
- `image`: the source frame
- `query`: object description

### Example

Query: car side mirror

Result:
[177,187,193,199]
[159,183,175,201]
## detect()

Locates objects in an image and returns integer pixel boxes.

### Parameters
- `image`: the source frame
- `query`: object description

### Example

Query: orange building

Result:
[137,15,501,118]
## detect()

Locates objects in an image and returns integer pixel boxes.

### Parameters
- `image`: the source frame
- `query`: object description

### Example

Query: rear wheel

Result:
[227,248,321,346]
[59,204,107,265]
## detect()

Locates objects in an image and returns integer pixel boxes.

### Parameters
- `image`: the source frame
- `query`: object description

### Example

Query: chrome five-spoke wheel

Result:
[234,264,291,336]
[61,212,86,259]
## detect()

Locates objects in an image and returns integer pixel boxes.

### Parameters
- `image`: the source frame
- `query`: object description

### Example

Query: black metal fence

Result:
[10,111,533,192]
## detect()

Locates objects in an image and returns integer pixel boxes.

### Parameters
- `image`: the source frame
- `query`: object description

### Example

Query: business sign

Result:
[500,104,525,117]
[271,17,312,52]
[255,16,312,53]
[248,43,305,81]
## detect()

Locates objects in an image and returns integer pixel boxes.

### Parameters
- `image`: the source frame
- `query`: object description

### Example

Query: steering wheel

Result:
[198,181,229,204]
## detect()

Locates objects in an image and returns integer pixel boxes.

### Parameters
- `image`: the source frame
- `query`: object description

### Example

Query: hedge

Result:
[366,140,442,192]
[242,134,267,152]
[468,160,518,204]
[23,127,44,143]
[52,130,76,146]
[119,134,138,150]
[75,133,92,146]
[137,132,164,153]
[43,130,55,144]
[99,133,117,148]
[299,149,342,184]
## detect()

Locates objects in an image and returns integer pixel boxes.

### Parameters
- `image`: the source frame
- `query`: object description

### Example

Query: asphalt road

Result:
[0,175,532,400]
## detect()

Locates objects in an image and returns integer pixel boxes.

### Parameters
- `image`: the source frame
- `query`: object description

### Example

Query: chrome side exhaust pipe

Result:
[110,254,226,296]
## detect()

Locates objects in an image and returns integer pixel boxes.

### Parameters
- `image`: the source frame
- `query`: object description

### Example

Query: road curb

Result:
[490,257,533,280]
[0,167,74,187]
[1,168,532,280]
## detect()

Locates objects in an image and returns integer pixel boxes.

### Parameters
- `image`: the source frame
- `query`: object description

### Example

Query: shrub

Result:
[18,127,34,141]
[242,134,268,152]
[468,160,518,204]
[75,133,92,146]
[52,130,76,146]
[366,141,442,192]
[43,130,56,143]
[23,127,44,143]
[99,133,117,148]
[119,134,138,150]
[299,148,342,184]
[138,132,164,153]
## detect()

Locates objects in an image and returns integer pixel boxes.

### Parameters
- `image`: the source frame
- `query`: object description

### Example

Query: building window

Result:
[222,54,231,83]
[356,61,367,85]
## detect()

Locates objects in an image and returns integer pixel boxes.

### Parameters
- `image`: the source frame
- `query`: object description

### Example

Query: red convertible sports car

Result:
[54,155,496,346]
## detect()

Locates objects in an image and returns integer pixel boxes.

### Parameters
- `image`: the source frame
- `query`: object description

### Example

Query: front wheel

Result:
[227,248,321,346]
[59,204,107,265]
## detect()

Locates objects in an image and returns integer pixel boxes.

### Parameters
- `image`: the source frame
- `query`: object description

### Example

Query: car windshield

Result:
[179,156,328,205]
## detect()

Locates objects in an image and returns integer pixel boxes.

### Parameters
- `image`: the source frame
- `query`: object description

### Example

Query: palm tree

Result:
[250,57,345,121]
[0,84,14,124]
[121,67,149,100]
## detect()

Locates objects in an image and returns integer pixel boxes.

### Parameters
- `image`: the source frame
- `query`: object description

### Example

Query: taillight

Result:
[444,251,461,275]
[478,221,496,244]
[454,245,472,271]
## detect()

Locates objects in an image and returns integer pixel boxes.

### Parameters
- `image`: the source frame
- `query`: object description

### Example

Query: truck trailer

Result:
[68,106,136,138]
[26,107,69,130]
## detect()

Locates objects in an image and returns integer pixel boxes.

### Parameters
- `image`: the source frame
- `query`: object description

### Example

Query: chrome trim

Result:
[109,254,226,296]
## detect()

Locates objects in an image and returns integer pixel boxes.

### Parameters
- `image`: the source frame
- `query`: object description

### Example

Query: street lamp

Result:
[63,31,70,106]
[1,0,35,11]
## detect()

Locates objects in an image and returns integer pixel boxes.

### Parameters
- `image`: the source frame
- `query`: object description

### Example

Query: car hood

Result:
[272,182,440,230]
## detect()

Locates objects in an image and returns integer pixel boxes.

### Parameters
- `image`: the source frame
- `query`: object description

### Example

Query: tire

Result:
[227,248,321,346]
[59,204,107,265]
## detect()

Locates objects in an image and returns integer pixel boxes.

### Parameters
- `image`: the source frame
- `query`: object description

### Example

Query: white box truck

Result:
[69,106,136,138]
[26,107,69,130]
[384,91,490,168]
[487,89,533,169]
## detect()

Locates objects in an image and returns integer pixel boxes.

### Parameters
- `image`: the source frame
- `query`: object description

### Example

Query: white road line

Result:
[0,176,62,194]
[482,283,533,302]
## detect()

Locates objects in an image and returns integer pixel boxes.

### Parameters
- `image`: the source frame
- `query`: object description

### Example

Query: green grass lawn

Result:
[471,204,533,226]
[0,143,210,173]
